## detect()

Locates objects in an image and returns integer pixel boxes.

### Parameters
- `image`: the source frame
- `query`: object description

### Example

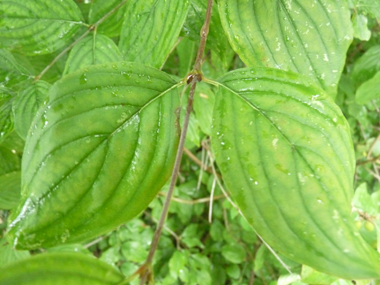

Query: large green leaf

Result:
[0,238,30,268]
[7,62,180,249]
[119,0,190,68]
[0,0,84,55]
[211,67,380,279]
[217,0,352,96]
[88,0,127,38]
[63,35,122,75]
[13,80,51,140]
[0,252,124,284]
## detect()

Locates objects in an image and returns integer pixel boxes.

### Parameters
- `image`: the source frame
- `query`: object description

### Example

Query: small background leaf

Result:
[0,0,84,55]
[119,0,190,68]
[63,35,122,75]
[88,0,127,38]
[13,80,51,140]
[355,71,380,105]
[351,45,380,86]
[217,0,353,96]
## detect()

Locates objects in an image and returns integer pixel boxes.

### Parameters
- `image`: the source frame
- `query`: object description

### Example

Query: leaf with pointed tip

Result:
[7,62,180,249]
[119,0,190,68]
[88,0,127,38]
[63,35,122,75]
[0,252,124,284]
[211,68,380,279]
[0,0,84,55]
[355,71,380,105]
[217,0,352,96]
[13,80,51,140]
[351,45,380,86]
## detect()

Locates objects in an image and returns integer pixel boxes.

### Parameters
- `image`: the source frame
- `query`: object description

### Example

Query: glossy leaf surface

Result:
[0,252,124,284]
[0,0,84,55]
[217,0,352,96]
[13,80,51,140]
[63,35,122,75]
[7,62,180,249]
[119,0,190,68]
[211,68,380,279]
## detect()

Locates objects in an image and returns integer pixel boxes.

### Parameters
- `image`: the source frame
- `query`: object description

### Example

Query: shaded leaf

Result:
[217,0,352,96]
[0,99,14,143]
[7,62,180,249]
[301,265,338,285]
[182,0,234,67]
[351,45,380,86]
[355,71,380,105]
[0,238,30,268]
[352,14,371,41]
[355,0,380,20]
[64,34,122,75]
[0,171,20,210]
[0,0,84,55]
[0,252,124,284]
[221,244,246,264]
[211,67,380,279]
[119,0,190,68]
[88,0,127,38]
[13,80,51,140]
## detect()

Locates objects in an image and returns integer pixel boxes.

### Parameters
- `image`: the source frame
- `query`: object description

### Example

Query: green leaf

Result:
[351,45,380,86]
[7,62,180,249]
[177,38,196,78]
[13,80,51,140]
[211,67,380,279]
[0,252,124,284]
[355,0,380,20]
[0,49,32,76]
[352,183,378,216]
[183,0,234,67]
[217,0,352,96]
[119,0,190,68]
[193,83,215,136]
[221,243,247,264]
[352,14,371,41]
[63,35,122,76]
[355,71,380,105]
[0,238,30,268]
[88,0,127,38]
[301,265,338,285]
[0,0,84,55]
[0,171,20,210]
[169,250,188,279]
[0,99,14,143]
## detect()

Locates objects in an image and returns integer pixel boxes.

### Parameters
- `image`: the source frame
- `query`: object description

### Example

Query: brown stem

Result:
[138,1,214,284]
[35,0,127,81]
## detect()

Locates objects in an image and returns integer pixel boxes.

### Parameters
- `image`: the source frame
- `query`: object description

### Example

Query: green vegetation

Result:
[1,0,380,284]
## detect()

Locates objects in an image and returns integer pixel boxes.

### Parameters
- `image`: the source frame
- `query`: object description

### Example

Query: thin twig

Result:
[158,192,225,205]
[138,1,214,283]
[183,147,214,174]
[35,0,127,81]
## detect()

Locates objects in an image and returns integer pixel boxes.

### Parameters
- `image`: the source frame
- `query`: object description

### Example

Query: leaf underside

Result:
[7,62,180,249]
[217,0,353,96]
[211,68,380,279]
